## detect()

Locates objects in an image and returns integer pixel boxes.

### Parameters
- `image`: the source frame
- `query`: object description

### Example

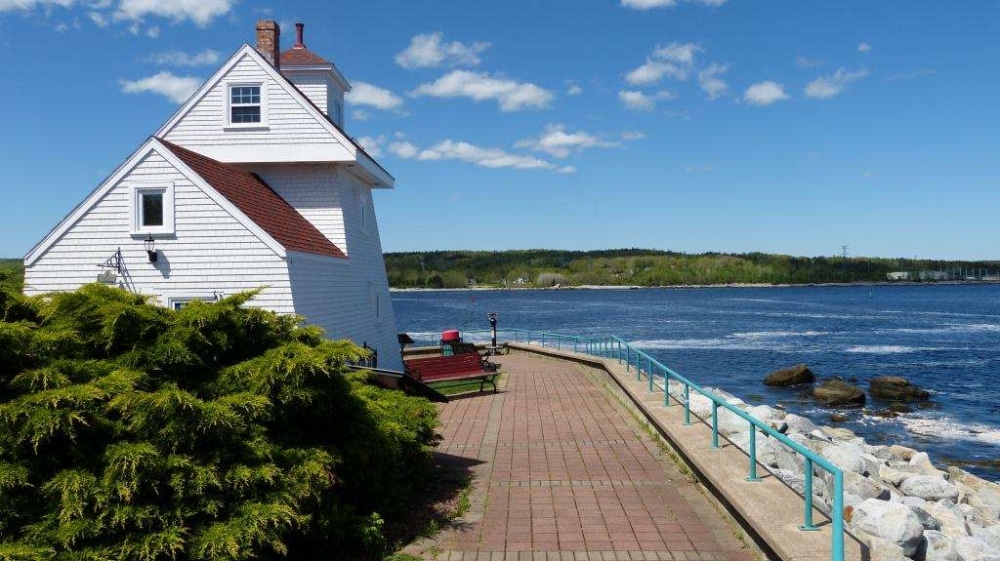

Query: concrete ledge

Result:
[506,342,868,561]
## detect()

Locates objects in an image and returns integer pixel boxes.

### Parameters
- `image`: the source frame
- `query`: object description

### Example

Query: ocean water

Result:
[392,284,1000,481]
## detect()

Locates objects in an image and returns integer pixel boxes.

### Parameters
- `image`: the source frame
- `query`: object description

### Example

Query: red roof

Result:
[159,139,347,259]
[281,47,330,66]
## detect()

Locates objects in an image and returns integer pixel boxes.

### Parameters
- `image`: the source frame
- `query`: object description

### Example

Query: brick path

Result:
[408,353,754,561]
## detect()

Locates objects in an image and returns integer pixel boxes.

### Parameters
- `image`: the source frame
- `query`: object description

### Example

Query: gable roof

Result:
[154,44,393,188]
[25,137,346,266]
[159,139,346,259]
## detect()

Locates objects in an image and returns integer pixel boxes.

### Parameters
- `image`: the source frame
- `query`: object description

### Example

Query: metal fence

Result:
[485,328,846,561]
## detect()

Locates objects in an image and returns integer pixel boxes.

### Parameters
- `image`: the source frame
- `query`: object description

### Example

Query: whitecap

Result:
[900,416,1000,445]
[845,345,921,354]
[731,330,829,339]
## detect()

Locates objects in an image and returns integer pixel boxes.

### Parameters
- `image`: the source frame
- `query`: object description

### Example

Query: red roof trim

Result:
[280,47,331,66]
[158,139,347,259]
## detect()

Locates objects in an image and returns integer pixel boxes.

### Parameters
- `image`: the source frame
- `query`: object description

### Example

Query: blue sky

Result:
[1,1,996,260]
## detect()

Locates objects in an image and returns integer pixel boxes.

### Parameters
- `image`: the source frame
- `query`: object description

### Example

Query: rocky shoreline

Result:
[684,384,1000,560]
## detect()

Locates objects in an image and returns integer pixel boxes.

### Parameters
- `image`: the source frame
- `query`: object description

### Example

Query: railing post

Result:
[647,358,654,393]
[746,425,761,482]
[800,458,818,531]
[663,371,671,406]
[683,384,691,425]
[711,402,719,448]
[833,470,844,561]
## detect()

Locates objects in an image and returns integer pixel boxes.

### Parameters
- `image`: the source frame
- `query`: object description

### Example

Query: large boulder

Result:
[813,379,867,407]
[922,500,970,540]
[900,475,960,502]
[870,376,931,402]
[953,535,1000,560]
[764,363,816,386]
[850,499,925,557]
[923,530,959,561]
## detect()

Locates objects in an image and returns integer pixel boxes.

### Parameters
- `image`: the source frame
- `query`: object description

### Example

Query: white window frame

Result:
[164,291,222,310]
[357,188,369,234]
[224,82,268,129]
[130,182,175,236]
[332,98,343,127]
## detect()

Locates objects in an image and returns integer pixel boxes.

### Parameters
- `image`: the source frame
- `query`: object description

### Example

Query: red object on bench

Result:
[404,353,498,393]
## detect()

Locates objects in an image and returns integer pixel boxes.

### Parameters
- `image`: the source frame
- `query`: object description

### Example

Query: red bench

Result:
[404,353,498,393]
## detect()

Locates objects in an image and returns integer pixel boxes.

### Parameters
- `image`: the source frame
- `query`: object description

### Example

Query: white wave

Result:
[900,417,1000,445]
[845,345,922,354]
[731,330,829,339]
[632,338,761,351]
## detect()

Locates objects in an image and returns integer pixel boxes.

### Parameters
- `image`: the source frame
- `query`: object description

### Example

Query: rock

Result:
[922,500,970,540]
[910,452,948,478]
[953,535,1000,560]
[890,444,920,461]
[830,412,850,423]
[843,470,888,502]
[900,475,960,502]
[889,402,913,414]
[972,524,1000,552]
[913,506,945,531]
[784,413,820,435]
[851,498,925,556]
[924,530,959,561]
[949,467,1000,510]
[902,495,929,509]
[764,363,816,386]
[747,404,784,425]
[813,379,866,406]
[822,425,859,441]
[864,534,909,560]
[870,375,931,402]
[823,442,868,474]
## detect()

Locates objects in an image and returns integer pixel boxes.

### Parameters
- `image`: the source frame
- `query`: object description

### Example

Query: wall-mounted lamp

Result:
[143,235,158,263]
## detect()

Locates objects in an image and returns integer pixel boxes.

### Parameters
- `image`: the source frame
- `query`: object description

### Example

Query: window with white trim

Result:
[226,83,267,127]
[131,183,175,235]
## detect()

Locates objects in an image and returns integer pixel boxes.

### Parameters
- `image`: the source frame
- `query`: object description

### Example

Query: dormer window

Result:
[226,83,268,128]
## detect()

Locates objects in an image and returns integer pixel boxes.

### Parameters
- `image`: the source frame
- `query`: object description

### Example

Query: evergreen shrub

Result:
[0,284,439,560]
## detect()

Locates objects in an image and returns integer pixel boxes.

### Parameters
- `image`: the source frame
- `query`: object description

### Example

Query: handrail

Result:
[497,328,845,561]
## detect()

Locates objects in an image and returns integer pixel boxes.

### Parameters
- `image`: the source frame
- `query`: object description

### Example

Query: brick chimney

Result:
[255,20,280,69]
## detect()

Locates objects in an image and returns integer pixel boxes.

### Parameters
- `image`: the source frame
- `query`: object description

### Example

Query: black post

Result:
[488,311,498,348]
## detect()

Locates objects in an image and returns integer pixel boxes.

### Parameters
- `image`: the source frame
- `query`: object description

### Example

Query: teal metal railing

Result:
[496,328,845,561]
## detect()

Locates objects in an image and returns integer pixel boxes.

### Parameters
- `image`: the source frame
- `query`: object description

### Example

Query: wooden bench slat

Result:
[404,353,498,393]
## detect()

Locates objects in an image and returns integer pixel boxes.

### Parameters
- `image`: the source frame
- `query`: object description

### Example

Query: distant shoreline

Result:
[390,280,1000,292]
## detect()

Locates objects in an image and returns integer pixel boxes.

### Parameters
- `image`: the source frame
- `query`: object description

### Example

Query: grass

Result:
[427,373,502,396]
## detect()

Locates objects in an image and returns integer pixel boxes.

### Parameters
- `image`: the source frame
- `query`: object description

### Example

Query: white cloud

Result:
[742,81,790,106]
[857,42,872,53]
[143,49,220,67]
[804,67,869,99]
[621,0,726,9]
[862,171,873,178]
[618,89,674,111]
[887,69,937,82]
[697,62,728,99]
[685,164,712,173]
[114,0,235,26]
[0,0,75,13]
[515,124,622,158]
[557,166,577,174]
[357,135,386,158]
[119,71,202,103]
[145,25,158,37]
[88,10,108,27]
[620,131,646,141]
[352,109,371,121]
[346,81,405,111]
[411,70,554,112]
[388,141,419,159]
[394,139,558,171]
[625,42,701,85]
[567,84,583,96]
[796,56,824,69]
[395,32,490,69]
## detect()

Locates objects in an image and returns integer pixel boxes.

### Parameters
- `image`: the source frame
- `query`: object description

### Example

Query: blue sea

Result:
[392,284,1000,481]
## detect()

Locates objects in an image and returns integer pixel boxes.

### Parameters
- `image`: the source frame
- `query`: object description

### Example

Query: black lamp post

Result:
[143,235,158,263]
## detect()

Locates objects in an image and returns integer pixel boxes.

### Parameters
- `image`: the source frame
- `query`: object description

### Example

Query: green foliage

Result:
[384,249,1000,288]
[0,284,439,560]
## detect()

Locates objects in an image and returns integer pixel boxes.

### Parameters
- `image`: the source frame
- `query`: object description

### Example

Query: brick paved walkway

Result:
[406,353,754,561]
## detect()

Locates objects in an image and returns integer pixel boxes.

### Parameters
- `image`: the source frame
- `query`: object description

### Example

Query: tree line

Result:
[384,249,1000,288]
